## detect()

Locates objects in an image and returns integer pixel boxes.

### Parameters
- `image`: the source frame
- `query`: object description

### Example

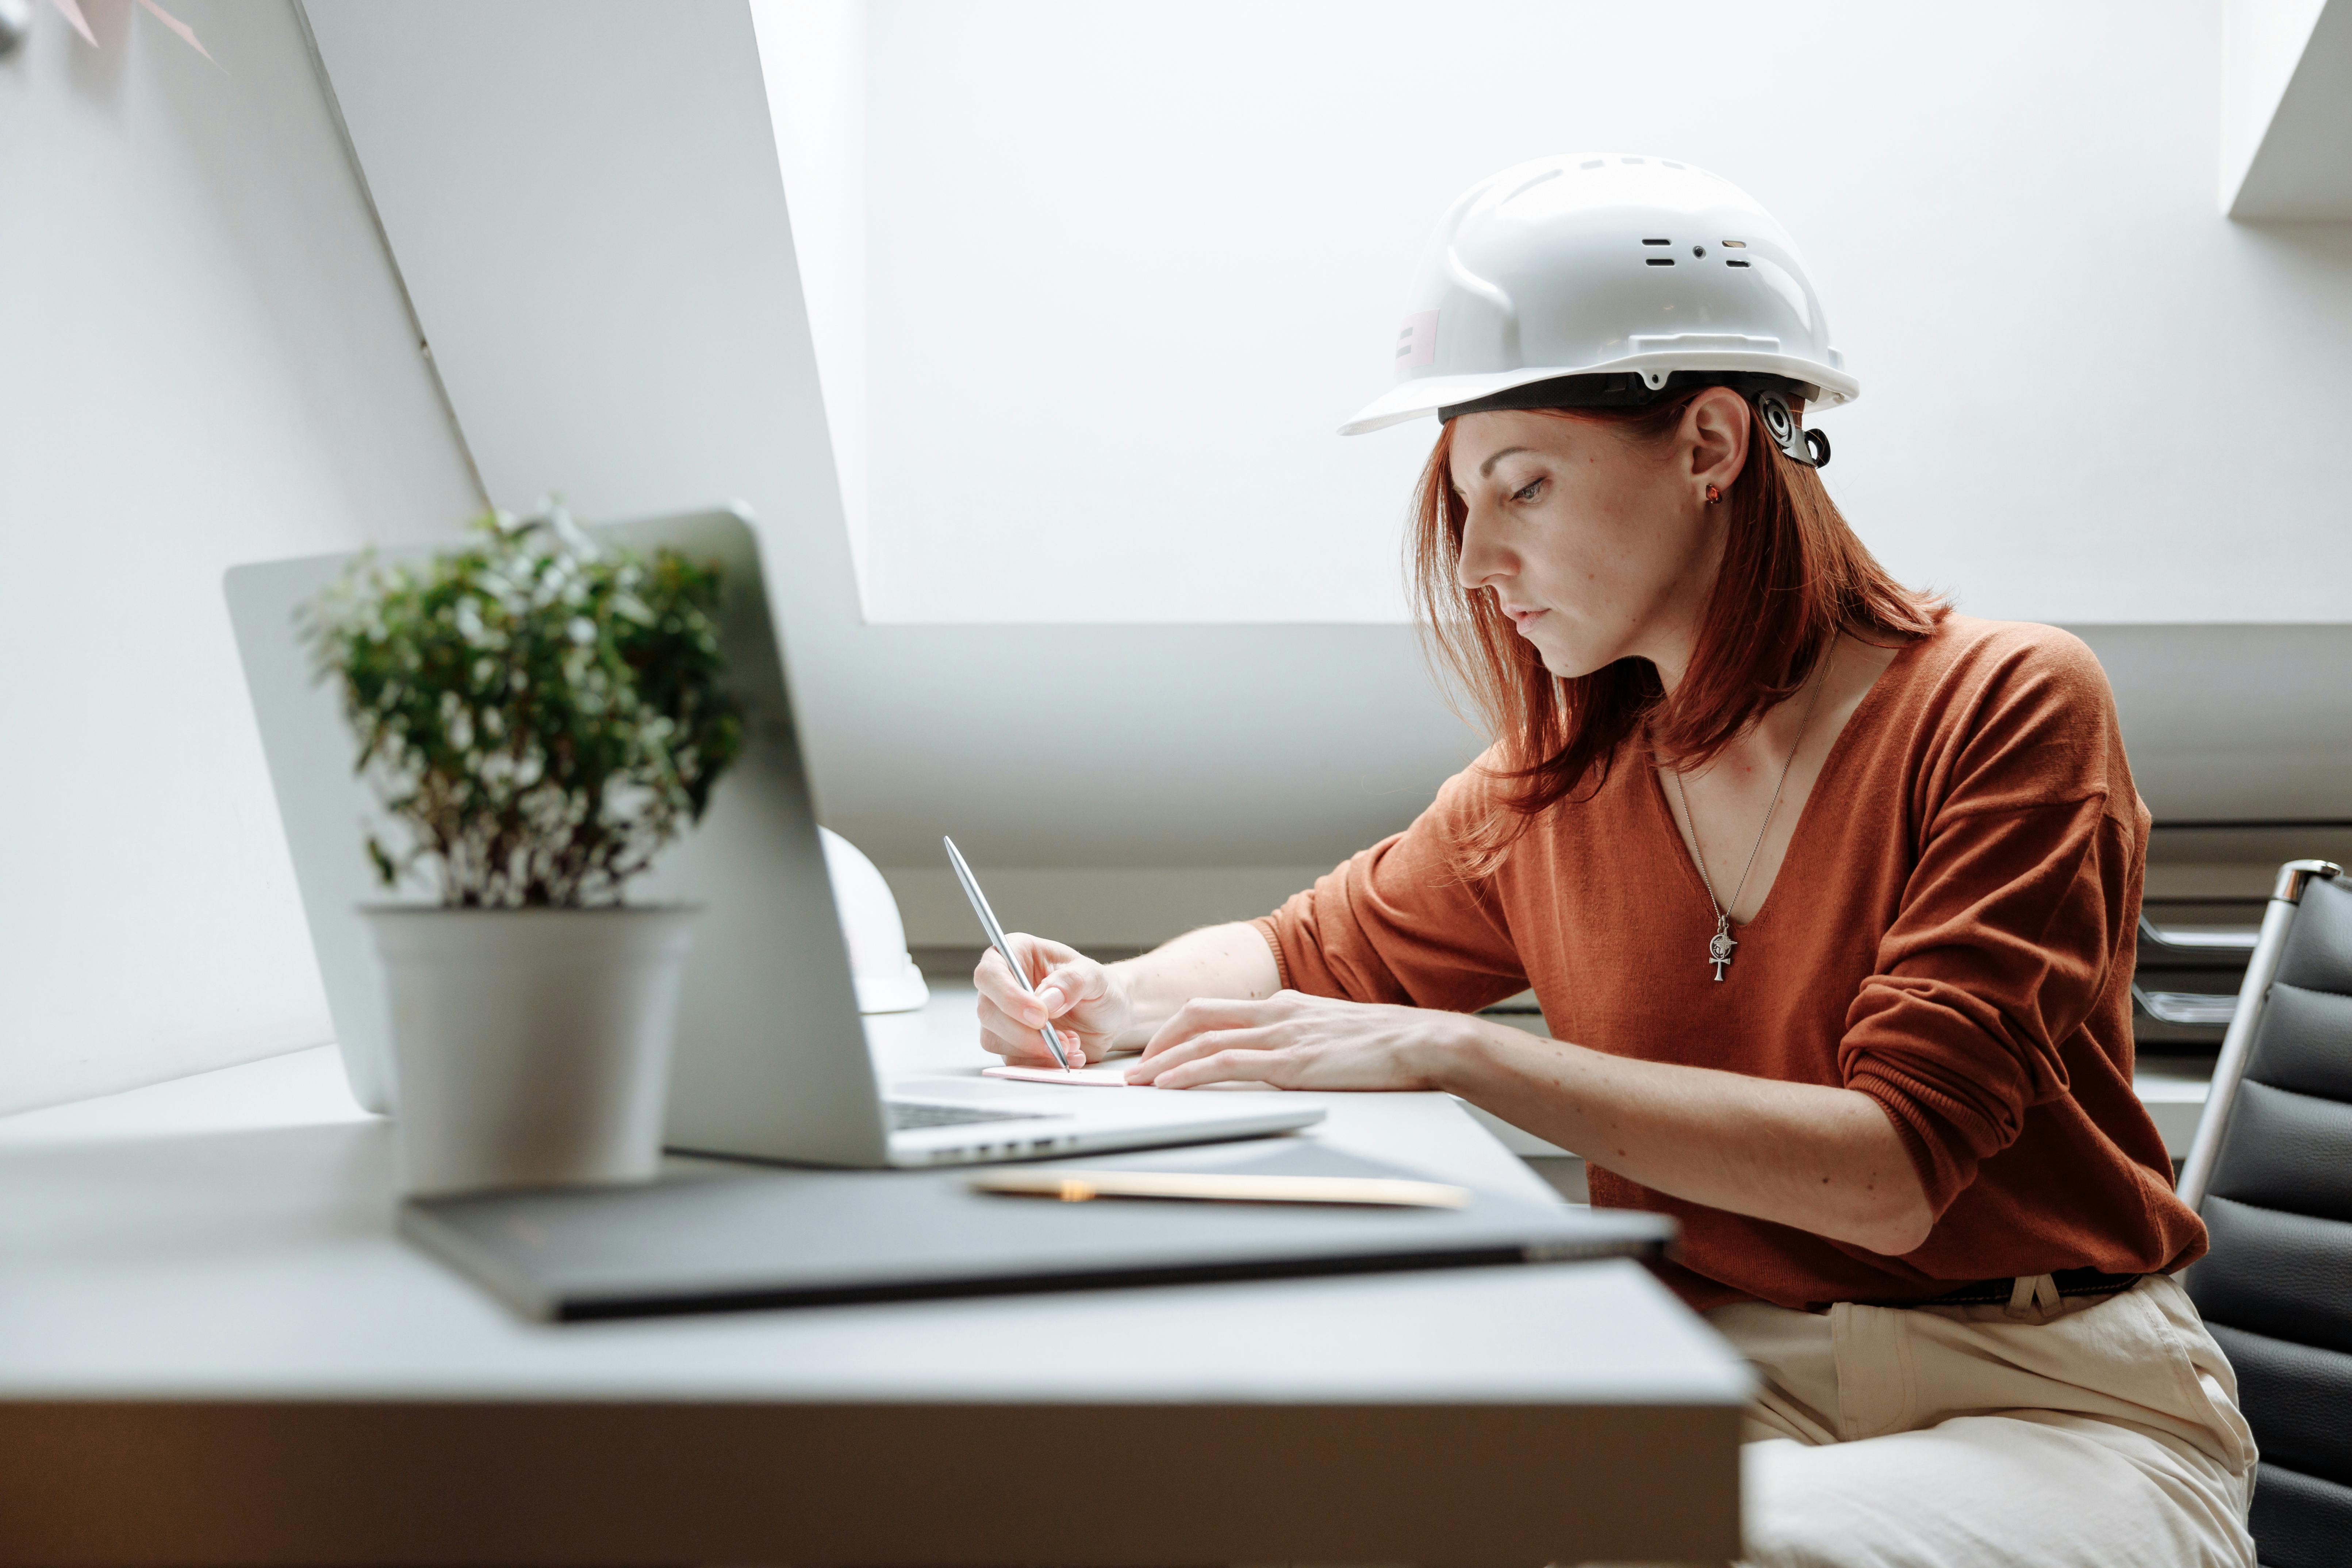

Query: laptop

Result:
[223,507,1323,1168]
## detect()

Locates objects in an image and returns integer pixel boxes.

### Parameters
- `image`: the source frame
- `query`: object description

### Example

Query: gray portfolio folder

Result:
[400,1140,1673,1322]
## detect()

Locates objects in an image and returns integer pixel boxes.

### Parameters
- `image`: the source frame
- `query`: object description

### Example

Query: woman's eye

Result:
[1512,478,1544,503]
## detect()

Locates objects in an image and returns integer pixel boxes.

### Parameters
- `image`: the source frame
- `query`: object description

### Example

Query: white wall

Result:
[0,0,480,1113]
[306,0,2352,955]
[749,0,871,595]
[751,0,2352,627]
[300,0,1490,939]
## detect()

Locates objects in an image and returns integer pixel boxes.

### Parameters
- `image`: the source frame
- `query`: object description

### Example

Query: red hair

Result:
[1409,394,1942,872]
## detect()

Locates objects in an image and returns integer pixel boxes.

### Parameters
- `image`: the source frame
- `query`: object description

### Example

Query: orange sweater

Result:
[1255,616,2203,1311]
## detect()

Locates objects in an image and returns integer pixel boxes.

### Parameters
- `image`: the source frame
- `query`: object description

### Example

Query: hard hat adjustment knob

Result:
[1755,391,1826,470]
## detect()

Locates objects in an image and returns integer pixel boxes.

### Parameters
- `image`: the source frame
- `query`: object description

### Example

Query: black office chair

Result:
[2176,859,2352,1568]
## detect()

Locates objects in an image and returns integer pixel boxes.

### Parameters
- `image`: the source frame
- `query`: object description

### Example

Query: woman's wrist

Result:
[1435,1013,1578,1107]
[1410,1010,1501,1095]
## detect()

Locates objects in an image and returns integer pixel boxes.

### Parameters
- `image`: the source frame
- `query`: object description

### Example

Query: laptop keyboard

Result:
[887,1100,1055,1131]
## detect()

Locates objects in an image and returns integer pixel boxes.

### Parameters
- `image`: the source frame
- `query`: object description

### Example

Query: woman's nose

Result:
[1455,507,1512,593]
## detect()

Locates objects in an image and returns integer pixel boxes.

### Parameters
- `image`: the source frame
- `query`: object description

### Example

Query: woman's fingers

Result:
[974,937,1116,1066]
[1123,992,1432,1091]
[1125,1023,1286,1084]
[973,944,1024,1010]
[978,937,1100,1022]
[1034,955,1109,1021]
[974,961,1067,1064]
[1141,1040,1299,1091]
[976,993,1091,1066]
[975,997,1061,1064]
[974,944,1055,1034]
[1136,995,1293,1062]
[976,940,1048,1017]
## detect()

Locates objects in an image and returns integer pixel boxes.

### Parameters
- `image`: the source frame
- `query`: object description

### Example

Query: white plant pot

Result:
[362,906,698,1196]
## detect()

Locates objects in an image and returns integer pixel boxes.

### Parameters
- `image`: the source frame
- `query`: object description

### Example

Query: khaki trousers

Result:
[1704,1273,2257,1568]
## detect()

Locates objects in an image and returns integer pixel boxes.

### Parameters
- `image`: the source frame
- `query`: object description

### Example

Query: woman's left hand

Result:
[1123,990,1469,1091]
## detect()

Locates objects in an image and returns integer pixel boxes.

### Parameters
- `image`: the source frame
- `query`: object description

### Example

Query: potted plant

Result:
[306,502,742,1194]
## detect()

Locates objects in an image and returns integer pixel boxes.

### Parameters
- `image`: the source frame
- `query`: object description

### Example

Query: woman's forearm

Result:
[1107,923,1282,1047]
[1436,1022,1935,1256]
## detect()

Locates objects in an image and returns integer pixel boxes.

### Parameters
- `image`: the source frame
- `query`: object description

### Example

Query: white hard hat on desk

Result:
[819,828,929,1015]
[1343,153,1856,461]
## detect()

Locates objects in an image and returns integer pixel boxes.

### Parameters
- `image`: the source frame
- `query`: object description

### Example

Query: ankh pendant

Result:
[1708,914,1738,981]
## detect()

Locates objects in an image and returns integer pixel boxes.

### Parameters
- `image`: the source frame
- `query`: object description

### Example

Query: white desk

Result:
[0,988,1749,1565]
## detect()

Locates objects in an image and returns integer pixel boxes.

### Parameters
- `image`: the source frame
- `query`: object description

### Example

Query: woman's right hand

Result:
[974,935,1131,1068]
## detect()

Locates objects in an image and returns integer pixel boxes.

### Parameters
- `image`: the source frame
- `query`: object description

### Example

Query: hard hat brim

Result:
[1339,353,1860,437]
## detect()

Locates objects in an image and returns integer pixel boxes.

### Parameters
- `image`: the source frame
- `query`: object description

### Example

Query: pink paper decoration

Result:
[48,0,94,46]
[133,0,212,63]
[50,0,215,65]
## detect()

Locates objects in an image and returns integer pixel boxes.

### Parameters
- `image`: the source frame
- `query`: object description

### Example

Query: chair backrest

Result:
[2185,867,2352,1568]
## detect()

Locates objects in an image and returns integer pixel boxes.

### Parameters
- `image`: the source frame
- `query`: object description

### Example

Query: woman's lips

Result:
[1507,606,1548,635]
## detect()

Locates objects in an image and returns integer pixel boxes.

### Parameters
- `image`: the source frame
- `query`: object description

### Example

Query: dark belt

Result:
[1865,1266,2145,1310]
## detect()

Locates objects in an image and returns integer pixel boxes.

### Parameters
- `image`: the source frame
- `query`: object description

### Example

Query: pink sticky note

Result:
[982,1064,1139,1088]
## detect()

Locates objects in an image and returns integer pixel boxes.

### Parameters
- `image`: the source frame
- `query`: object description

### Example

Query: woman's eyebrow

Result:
[1477,445,1534,478]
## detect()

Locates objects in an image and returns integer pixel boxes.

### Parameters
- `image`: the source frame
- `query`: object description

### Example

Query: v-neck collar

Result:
[1643,634,1922,936]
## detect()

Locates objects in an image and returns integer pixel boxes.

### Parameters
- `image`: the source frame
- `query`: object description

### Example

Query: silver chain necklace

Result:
[1668,657,1831,982]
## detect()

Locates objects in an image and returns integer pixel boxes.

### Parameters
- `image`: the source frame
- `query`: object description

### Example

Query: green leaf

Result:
[306,508,743,908]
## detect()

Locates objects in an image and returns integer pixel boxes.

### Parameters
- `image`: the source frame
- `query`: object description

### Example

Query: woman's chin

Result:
[1533,641,1618,681]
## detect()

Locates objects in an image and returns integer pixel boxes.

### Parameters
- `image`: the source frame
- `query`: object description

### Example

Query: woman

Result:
[975,157,2256,1567]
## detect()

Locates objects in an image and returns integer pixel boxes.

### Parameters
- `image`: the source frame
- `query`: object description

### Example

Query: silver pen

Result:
[943,835,1071,1069]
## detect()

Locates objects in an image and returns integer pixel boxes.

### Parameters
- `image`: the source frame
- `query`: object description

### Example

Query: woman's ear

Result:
[1684,388,1750,498]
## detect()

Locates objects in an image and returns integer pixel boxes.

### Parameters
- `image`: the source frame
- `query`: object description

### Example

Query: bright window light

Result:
[757,1,2352,628]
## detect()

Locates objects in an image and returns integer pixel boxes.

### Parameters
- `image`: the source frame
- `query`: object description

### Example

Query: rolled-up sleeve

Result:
[1838,634,2140,1218]
[1254,759,1529,1015]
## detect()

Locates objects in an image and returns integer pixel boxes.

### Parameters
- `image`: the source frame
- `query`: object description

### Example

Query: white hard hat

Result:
[1342,154,1856,455]
[819,827,930,1015]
